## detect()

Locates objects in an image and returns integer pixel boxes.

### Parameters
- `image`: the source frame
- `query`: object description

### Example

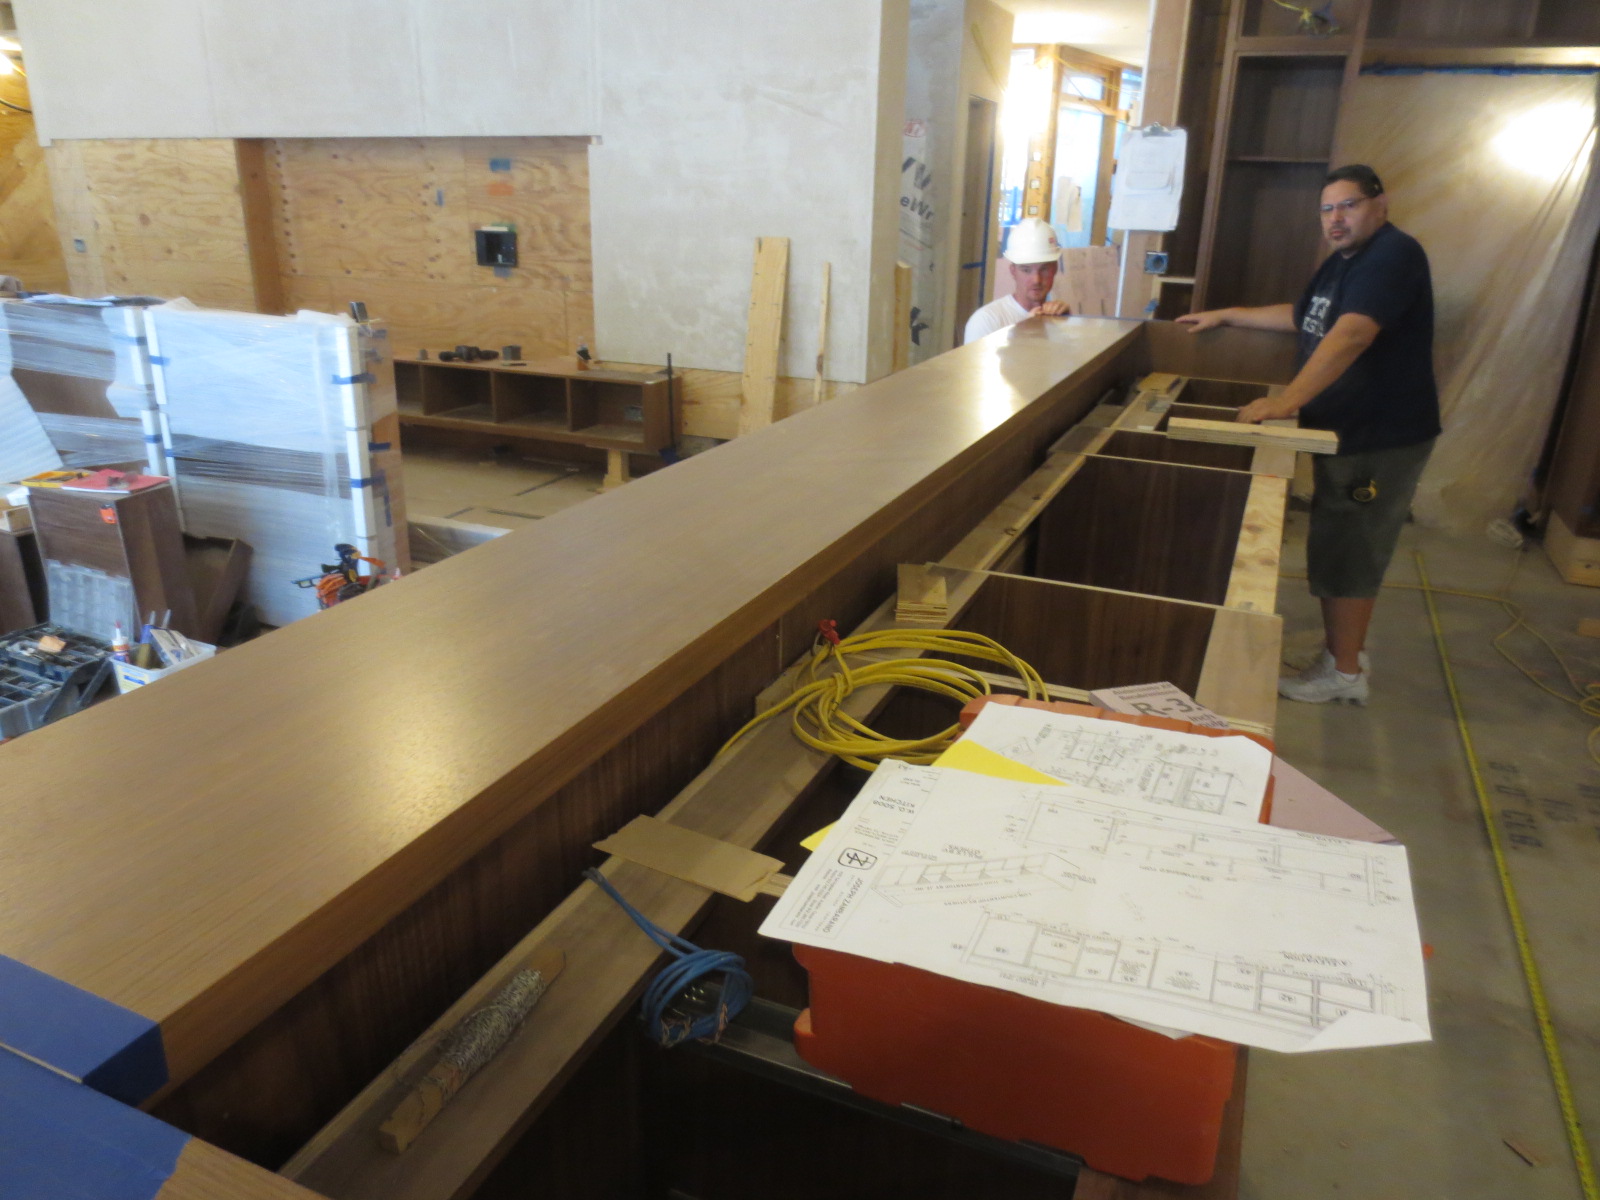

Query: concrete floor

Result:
[1248,511,1600,1199]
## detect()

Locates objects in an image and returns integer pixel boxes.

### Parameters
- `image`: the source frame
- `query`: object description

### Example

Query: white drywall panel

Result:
[15,0,598,141]
[16,0,218,140]
[414,0,596,138]
[590,1,906,383]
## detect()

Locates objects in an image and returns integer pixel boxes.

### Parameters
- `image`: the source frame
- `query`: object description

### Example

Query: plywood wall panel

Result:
[271,136,592,360]
[0,72,70,293]
[46,137,257,309]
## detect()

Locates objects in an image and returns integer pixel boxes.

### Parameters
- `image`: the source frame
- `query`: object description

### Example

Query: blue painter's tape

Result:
[332,372,375,385]
[435,188,445,206]
[0,1051,189,1200]
[110,334,148,346]
[148,355,170,366]
[489,157,512,172]
[350,477,373,489]
[368,441,392,452]
[143,435,163,445]
[0,956,167,1105]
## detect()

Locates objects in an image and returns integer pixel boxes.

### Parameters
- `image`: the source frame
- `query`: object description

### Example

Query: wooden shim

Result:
[892,261,912,373]
[813,262,830,407]
[1194,606,1283,733]
[1250,443,1298,478]
[735,237,790,436]
[1168,416,1339,455]
[894,562,950,624]
[600,448,629,491]
[1546,510,1600,588]
[1137,372,1183,396]
[1224,474,1289,615]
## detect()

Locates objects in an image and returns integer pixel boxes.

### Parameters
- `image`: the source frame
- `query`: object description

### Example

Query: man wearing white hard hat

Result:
[962,217,1071,344]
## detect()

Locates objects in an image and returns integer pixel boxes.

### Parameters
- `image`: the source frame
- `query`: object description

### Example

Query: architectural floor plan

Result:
[959,702,1274,824]
[760,759,1430,1053]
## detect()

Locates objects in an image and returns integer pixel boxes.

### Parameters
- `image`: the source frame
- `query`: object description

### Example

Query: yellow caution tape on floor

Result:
[1416,551,1598,1200]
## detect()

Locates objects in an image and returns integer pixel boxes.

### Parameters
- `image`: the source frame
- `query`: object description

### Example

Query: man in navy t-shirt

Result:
[1177,165,1440,705]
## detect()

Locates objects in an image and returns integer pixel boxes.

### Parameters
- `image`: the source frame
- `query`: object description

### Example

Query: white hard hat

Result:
[1004,218,1061,265]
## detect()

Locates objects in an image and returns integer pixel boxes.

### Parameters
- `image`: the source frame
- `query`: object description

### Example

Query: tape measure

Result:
[1417,553,1599,1200]
[1351,479,1378,504]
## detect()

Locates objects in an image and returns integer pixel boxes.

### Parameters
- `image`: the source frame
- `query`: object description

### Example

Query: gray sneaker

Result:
[1279,652,1369,705]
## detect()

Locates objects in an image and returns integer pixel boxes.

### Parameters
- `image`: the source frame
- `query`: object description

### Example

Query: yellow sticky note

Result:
[798,742,1059,851]
[933,739,1061,784]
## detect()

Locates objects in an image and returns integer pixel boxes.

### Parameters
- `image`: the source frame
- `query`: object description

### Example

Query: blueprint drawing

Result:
[760,760,1430,1053]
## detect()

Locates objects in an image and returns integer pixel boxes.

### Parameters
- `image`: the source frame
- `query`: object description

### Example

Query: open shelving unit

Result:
[1190,0,1600,312]
[393,356,676,455]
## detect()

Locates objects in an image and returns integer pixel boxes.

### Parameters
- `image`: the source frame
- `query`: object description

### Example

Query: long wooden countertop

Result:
[0,316,1142,1094]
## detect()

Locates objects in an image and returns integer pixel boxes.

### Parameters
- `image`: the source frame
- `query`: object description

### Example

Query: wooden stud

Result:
[892,261,913,373]
[234,139,288,315]
[1168,417,1339,455]
[735,236,790,436]
[1195,606,1283,731]
[1224,473,1289,614]
[601,448,630,491]
[813,262,831,407]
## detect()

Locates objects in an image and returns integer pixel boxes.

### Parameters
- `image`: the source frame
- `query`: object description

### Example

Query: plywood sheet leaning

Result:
[736,237,789,436]
[813,262,831,406]
[1168,416,1338,455]
[1060,246,1120,316]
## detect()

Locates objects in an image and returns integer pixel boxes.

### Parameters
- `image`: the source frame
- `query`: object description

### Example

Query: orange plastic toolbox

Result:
[790,695,1273,1184]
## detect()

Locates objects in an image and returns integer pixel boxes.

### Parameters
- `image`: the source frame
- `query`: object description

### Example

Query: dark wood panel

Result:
[1032,456,1253,606]
[1536,0,1600,41]
[1184,379,1273,408]
[0,530,44,635]
[1543,233,1600,537]
[1206,162,1328,310]
[1098,430,1255,472]
[957,573,1218,695]
[1137,322,1299,384]
[1367,0,1534,40]
[640,1038,1082,1200]
[1228,57,1343,160]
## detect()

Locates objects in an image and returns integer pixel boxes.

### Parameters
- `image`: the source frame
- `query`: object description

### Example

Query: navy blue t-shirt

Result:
[1293,222,1440,455]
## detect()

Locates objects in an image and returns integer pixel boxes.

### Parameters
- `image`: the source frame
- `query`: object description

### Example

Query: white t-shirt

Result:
[962,294,1031,344]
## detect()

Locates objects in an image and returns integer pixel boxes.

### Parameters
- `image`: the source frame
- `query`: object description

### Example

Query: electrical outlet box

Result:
[1143,251,1169,275]
[475,227,517,268]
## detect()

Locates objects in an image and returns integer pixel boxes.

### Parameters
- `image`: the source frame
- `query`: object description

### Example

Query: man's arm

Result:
[1236,312,1380,423]
[1175,303,1296,334]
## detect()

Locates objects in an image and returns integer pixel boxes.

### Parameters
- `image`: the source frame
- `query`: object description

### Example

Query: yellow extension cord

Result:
[717,627,1047,771]
[1413,551,1598,1199]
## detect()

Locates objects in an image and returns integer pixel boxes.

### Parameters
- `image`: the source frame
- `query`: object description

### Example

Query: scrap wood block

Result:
[1167,417,1338,455]
[895,563,950,623]
[736,236,790,436]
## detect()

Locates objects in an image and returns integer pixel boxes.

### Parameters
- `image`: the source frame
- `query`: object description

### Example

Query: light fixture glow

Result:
[0,36,21,53]
[0,56,14,77]
[1493,101,1596,182]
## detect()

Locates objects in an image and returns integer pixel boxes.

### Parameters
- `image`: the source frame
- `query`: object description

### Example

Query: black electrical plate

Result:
[476,228,517,268]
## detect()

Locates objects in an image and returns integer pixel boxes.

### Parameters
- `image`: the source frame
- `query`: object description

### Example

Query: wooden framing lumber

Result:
[1168,417,1339,455]
[892,261,912,373]
[813,262,830,406]
[735,236,789,436]
[1223,473,1289,614]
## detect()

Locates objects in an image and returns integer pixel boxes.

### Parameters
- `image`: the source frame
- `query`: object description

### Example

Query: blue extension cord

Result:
[583,867,753,1046]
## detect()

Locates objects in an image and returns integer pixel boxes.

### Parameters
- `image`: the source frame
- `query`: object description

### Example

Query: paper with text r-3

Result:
[758,759,1430,1053]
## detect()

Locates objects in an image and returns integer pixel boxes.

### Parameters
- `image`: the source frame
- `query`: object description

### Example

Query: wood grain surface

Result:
[0,316,1138,1112]
[1032,453,1253,606]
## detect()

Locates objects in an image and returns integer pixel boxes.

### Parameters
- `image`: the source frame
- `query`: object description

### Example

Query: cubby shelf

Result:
[393,357,675,455]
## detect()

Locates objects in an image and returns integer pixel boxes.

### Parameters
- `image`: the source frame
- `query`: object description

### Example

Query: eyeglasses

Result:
[1319,196,1376,215]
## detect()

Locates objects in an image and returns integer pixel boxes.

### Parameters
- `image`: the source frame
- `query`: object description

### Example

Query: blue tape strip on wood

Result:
[331,372,375,385]
[0,956,167,1104]
[0,1050,189,1200]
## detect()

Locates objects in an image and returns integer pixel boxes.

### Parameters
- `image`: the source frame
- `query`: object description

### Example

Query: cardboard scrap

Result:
[594,815,785,902]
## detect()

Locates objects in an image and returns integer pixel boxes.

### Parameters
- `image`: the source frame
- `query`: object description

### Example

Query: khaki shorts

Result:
[1307,438,1435,599]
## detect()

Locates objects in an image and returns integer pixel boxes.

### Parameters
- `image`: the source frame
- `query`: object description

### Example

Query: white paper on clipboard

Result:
[1108,125,1187,232]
